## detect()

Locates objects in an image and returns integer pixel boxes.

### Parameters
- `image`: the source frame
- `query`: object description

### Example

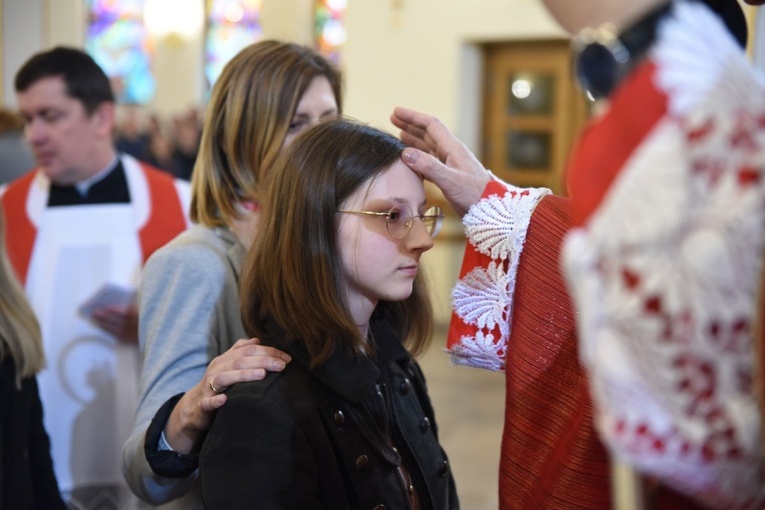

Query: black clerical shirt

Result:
[47,160,130,206]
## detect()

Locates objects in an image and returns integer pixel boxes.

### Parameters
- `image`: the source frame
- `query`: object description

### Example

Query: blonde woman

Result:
[0,206,66,509]
[121,40,342,509]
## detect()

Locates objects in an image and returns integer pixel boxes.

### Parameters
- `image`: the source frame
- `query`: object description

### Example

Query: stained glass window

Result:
[85,0,155,104]
[314,0,347,64]
[205,0,263,89]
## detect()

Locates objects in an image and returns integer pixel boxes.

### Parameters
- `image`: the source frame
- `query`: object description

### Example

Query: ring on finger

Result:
[209,377,223,393]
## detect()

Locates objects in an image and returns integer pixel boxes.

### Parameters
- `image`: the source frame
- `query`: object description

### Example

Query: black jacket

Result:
[0,356,66,510]
[200,318,459,509]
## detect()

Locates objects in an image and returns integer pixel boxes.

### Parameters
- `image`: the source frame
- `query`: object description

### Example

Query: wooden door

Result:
[482,40,590,196]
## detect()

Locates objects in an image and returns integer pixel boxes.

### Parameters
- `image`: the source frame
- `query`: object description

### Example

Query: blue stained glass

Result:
[205,0,262,88]
[85,0,155,104]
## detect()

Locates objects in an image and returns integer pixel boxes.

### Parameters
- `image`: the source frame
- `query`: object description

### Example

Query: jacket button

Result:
[420,417,430,432]
[438,459,449,477]
[356,454,370,472]
[334,410,345,426]
[399,378,411,395]
[373,506,386,510]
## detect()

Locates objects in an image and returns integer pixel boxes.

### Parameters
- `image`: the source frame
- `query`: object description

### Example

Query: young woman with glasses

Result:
[199,119,457,510]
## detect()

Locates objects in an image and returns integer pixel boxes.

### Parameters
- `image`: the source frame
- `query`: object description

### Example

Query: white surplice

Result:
[7,155,190,506]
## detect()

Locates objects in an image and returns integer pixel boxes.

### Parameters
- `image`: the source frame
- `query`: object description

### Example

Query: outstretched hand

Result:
[391,106,491,217]
[163,337,291,454]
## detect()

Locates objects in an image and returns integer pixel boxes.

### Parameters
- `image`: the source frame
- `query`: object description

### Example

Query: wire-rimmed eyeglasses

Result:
[338,204,444,239]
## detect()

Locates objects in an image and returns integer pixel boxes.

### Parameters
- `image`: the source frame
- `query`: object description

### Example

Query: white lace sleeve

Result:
[448,182,550,371]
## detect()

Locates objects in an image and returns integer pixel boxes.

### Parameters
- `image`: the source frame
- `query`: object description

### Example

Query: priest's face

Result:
[17,75,114,185]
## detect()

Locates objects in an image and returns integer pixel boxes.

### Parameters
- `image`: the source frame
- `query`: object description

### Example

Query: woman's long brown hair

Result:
[240,119,433,366]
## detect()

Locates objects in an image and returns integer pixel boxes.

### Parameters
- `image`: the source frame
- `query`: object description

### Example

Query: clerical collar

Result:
[48,156,130,207]
[75,155,120,196]
[572,1,673,100]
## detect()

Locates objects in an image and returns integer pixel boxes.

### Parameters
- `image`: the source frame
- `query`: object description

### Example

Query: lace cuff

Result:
[447,179,550,371]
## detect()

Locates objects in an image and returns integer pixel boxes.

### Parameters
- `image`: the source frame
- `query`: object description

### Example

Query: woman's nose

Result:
[405,217,435,253]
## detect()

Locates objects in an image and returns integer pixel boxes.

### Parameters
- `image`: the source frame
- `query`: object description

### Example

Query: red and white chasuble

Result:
[563,3,765,508]
[0,154,189,503]
[448,3,764,509]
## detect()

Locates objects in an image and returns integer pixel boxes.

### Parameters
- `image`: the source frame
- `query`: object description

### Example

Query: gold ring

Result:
[209,378,222,393]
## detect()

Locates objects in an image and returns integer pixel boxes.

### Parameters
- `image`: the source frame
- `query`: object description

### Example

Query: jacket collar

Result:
[263,315,411,402]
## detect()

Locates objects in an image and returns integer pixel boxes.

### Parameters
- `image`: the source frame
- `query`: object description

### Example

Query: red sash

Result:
[565,61,668,227]
[1,162,186,285]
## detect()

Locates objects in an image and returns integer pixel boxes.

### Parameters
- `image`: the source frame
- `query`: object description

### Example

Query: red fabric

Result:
[498,194,612,509]
[137,164,186,264]
[1,163,186,286]
[561,56,710,508]
[491,194,704,509]
[447,61,709,508]
[447,180,511,357]
[1,171,37,284]
[652,485,708,510]
[566,61,668,227]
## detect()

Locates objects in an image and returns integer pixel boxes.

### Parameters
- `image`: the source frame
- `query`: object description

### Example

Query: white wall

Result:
[342,0,564,148]
[2,0,44,107]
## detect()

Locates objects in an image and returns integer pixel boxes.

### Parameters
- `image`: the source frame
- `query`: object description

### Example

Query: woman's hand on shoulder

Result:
[163,338,291,454]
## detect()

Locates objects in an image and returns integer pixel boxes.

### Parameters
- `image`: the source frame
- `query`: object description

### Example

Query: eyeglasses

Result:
[338,204,444,239]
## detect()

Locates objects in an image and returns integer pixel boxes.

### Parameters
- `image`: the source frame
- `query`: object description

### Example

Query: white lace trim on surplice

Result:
[449,182,550,372]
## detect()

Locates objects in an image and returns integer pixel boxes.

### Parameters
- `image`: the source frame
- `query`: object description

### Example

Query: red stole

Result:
[1,163,186,285]
[566,61,668,227]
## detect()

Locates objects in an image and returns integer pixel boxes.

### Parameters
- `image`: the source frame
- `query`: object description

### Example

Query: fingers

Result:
[90,308,138,343]
[391,106,432,131]
[230,337,261,349]
[198,393,228,413]
[204,338,291,393]
[398,130,433,155]
[401,148,448,183]
[391,107,438,154]
[393,106,491,216]
[392,106,471,163]
[209,376,224,393]
[391,108,429,140]
[208,368,267,393]
[227,338,292,363]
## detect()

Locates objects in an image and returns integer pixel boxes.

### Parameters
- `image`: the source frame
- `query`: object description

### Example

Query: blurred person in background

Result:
[0,107,35,184]
[0,205,66,510]
[1,46,190,509]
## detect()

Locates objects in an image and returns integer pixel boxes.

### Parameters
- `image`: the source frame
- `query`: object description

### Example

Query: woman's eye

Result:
[387,207,403,222]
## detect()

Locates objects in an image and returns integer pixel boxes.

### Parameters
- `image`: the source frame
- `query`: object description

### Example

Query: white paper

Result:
[77,283,136,319]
